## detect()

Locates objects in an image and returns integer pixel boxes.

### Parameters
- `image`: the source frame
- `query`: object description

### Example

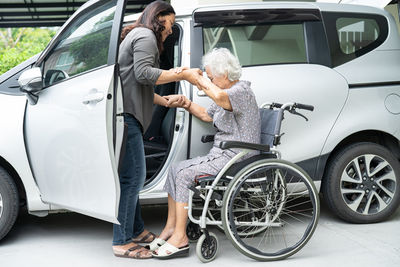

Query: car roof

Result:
[190,2,387,16]
[124,1,389,23]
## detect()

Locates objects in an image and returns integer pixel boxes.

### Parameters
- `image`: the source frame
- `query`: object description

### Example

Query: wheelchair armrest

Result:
[219,141,270,152]
[201,135,215,143]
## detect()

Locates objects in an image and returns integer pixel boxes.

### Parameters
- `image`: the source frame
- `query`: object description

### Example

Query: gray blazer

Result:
[118,27,162,132]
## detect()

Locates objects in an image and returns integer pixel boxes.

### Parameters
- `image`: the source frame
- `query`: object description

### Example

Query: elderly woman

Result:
[151,48,261,259]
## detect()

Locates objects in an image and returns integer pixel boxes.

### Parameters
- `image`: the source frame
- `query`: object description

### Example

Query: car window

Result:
[336,18,380,55]
[42,0,117,87]
[203,23,307,66]
[385,4,400,35]
[323,12,388,67]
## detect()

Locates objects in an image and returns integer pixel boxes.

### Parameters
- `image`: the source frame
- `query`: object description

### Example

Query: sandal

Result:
[113,244,152,259]
[132,231,157,244]
[153,242,190,259]
[145,237,167,251]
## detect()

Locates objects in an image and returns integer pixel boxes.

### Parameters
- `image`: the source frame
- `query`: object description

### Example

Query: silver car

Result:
[0,0,399,241]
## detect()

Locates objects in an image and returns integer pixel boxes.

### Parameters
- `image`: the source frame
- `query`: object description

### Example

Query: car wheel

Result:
[323,142,400,223]
[0,167,19,241]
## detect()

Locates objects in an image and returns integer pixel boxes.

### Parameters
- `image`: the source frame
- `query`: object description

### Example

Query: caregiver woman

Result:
[112,0,200,259]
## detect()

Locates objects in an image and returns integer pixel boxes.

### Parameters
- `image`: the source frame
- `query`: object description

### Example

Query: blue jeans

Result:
[113,115,146,245]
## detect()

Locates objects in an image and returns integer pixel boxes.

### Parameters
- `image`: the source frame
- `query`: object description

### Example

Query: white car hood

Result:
[317,0,392,8]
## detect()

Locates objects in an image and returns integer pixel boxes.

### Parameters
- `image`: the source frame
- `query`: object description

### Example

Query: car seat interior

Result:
[143,24,180,182]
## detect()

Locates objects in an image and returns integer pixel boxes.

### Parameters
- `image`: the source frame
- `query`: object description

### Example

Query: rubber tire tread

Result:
[196,232,219,263]
[221,158,319,261]
[0,166,19,241]
[322,142,400,223]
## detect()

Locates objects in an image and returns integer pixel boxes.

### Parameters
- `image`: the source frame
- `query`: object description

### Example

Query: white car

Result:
[0,0,399,241]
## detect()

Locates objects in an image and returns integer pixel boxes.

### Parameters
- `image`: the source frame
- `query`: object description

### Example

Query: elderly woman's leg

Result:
[165,201,189,248]
[160,165,199,248]
[155,162,182,244]
[157,194,177,240]
[156,154,231,255]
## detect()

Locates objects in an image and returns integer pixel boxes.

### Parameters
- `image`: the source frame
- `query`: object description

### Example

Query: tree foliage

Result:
[0,28,56,75]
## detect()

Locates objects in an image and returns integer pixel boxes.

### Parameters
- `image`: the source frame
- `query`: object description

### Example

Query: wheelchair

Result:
[186,102,320,262]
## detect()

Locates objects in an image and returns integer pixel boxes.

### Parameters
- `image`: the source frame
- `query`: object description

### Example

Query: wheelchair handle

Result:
[294,103,314,112]
[262,102,314,112]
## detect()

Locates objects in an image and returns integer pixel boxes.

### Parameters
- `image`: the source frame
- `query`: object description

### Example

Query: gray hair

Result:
[202,48,242,81]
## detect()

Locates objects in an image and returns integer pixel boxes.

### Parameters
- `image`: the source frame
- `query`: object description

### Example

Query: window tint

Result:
[323,12,388,67]
[203,23,307,66]
[42,1,116,87]
[336,18,379,55]
[385,4,400,35]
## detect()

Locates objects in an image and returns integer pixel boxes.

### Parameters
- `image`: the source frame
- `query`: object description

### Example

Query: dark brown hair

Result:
[120,0,175,52]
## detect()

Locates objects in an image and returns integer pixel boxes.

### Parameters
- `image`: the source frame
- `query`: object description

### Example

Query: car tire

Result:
[323,142,400,223]
[0,166,19,241]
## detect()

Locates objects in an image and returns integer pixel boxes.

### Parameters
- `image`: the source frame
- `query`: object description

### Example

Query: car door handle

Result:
[82,91,104,105]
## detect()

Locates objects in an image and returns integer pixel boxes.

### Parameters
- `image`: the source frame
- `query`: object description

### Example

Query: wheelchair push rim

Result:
[221,159,320,261]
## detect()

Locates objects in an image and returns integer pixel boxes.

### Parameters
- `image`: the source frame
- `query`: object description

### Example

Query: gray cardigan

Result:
[118,27,163,132]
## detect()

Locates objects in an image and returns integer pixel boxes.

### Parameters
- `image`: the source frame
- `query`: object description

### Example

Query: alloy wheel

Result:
[340,154,397,215]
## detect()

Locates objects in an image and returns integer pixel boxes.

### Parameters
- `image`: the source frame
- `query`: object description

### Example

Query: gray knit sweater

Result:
[118,27,162,132]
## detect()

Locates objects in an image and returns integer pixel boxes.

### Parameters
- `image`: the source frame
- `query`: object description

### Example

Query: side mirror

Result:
[44,69,69,87]
[18,67,43,93]
[18,67,43,105]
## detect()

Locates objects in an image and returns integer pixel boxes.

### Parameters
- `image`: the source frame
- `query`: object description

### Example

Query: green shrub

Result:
[0,28,56,75]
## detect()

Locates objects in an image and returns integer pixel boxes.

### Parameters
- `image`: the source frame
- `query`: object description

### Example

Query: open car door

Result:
[21,0,126,223]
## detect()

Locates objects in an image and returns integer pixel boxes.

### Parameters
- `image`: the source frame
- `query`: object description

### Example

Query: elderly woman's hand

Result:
[164,94,190,108]
[171,66,188,74]
[182,68,203,86]
[197,75,211,91]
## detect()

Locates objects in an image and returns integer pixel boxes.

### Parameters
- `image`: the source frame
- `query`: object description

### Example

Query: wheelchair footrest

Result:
[189,185,202,198]
[189,185,223,201]
[211,191,222,201]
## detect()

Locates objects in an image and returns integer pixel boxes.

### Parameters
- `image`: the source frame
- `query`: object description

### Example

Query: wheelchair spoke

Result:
[281,208,315,218]
[222,159,319,260]
[284,199,313,210]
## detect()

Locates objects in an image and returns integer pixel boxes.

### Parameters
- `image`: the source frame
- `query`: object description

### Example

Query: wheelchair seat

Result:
[195,153,277,186]
[195,106,280,185]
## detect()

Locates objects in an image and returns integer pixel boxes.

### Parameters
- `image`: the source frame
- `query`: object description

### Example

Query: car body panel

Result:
[321,85,400,155]
[0,95,49,211]
[314,2,393,13]
[190,64,349,170]
[24,66,120,223]
[17,0,124,223]
[335,50,400,85]
[317,0,393,9]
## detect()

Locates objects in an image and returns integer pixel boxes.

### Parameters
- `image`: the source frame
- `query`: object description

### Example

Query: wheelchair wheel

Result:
[186,221,202,242]
[196,232,219,263]
[221,159,319,261]
[204,181,268,236]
